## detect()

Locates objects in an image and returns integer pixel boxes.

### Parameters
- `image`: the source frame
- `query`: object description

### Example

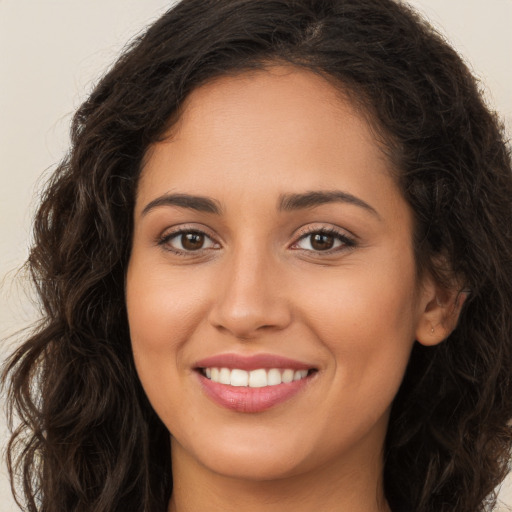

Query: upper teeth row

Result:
[204,367,309,387]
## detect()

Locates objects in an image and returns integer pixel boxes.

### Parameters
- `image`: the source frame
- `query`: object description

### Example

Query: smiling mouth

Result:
[194,354,318,412]
[196,366,317,412]
[199,367,316,388]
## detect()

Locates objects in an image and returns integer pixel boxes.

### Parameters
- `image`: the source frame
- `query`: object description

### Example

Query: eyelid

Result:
[155,222,356,256]
[290,224,357,253]
[157,224,221,254]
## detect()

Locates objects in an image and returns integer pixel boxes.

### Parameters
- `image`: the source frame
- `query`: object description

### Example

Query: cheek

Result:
[125,259,212,417]
[126,260,209,353]
[296,254,419,404]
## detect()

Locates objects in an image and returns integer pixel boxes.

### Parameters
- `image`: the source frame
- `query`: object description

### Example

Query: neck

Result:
[167,438,391,512]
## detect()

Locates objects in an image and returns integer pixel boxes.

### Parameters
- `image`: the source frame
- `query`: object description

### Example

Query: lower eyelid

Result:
[157,226,355,253]
[292,228,355,249]
[158,229,219,251]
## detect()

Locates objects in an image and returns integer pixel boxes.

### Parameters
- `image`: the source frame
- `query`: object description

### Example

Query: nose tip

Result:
[210,302,287,339]
[207,258,292,340]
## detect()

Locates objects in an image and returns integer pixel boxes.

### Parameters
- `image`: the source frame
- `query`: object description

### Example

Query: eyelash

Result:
[290,226,356,254]
[157,225,356,256]
[157,226,220,255]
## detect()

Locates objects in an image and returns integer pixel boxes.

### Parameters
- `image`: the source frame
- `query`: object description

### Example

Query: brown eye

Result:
[160,230,218,253]
[310,233,335,251]
[181,232,205,250]
[293,229,353,253]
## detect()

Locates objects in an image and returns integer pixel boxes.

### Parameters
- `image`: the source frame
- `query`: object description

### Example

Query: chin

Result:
[171,424,319,481]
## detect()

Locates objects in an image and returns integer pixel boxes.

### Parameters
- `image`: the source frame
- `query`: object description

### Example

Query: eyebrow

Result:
[140,190,379,218]
[278,190,380,218]
[141,193,222,216]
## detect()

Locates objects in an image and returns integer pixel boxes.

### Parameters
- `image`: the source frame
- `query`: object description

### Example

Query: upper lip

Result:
[194,353,315,371]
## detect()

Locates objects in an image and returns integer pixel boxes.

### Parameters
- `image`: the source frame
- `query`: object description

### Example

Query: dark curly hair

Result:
[3,0,512,511]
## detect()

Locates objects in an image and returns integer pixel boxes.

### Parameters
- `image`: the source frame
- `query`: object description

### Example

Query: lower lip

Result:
[197,372,312,413]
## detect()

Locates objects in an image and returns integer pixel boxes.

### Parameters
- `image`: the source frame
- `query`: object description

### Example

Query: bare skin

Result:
[126,65,462,512]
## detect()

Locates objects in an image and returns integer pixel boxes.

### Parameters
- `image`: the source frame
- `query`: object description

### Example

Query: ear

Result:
[415,275,468,347]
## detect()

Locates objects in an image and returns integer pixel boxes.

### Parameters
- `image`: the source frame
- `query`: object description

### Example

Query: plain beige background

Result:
[1,1,511,510]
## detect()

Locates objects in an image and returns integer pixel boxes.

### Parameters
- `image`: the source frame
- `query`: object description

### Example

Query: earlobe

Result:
[415,282,468,347]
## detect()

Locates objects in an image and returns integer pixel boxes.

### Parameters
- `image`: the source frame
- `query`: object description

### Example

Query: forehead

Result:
[172,66,375,152]
[177,65,352,132]
[136,65,405,228]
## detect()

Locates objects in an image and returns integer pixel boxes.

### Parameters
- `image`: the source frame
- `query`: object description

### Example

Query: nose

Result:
[208,248,292,340]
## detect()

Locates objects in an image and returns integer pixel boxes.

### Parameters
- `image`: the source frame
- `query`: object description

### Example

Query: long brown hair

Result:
[4,1,512,511]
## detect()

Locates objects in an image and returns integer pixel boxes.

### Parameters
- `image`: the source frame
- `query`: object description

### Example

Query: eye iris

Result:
[181,232,204,250]
[310,233,334,251]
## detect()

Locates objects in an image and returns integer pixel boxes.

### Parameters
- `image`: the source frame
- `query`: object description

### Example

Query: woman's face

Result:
[126,66,435,481]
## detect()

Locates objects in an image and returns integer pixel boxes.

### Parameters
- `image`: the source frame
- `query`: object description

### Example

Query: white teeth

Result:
[294,369,308,381]
[282,369,294,383]
[203,367,311,387]
[219,368,231,385]
[249,369,267,388]
[267,368,281,386]
[230,369,249,387]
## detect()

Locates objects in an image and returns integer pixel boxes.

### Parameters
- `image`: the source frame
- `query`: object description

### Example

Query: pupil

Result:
[311,233,334,250]
[182,233,204,250]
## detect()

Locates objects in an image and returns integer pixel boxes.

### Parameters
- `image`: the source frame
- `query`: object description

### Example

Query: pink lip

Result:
[194,353,313,371]
[197,373,312,413]
[194,353,317,413]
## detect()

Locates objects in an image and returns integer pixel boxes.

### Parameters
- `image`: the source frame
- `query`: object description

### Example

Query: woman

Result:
[3,0,512,511]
